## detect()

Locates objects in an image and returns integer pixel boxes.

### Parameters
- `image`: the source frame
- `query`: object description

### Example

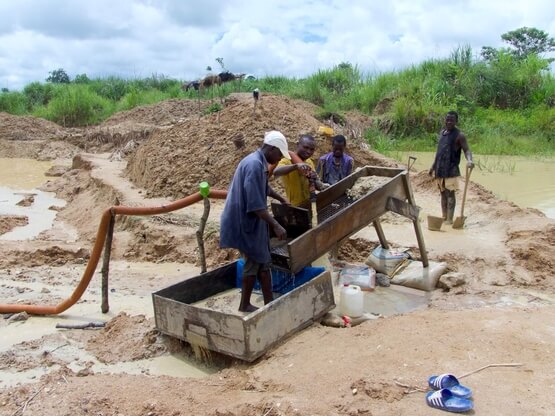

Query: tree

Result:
[73,73,90,84]
[46,68,70,84]
[502,27,555,59]
[481,27,555,62]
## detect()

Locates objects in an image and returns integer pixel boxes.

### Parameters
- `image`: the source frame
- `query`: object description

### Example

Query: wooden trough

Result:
[271,165,428,273]
[152,261,334,362]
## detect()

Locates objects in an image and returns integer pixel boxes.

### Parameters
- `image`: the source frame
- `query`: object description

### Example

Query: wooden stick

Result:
[101,211,116,313]
[458,363,523,379]
[11,384,45,416]
[394,380,427,393]
[195,198,211,273]
[49,343,69,353]
[55,322,105,330]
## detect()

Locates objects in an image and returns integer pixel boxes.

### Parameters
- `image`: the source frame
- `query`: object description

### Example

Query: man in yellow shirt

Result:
[273,134,324,206]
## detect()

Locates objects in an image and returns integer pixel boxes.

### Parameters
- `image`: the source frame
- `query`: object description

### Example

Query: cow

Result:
[182,80,200,91]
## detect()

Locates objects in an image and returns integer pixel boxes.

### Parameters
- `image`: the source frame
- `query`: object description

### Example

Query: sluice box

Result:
[152,261,334,362]
[153,165,427,361]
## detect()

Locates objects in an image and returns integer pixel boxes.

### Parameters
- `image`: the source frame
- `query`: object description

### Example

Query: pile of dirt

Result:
[101,98,211,128]
[85,312,169,363]
[0,112,66,141]
[126,95,398,198]
[0,215,28,235]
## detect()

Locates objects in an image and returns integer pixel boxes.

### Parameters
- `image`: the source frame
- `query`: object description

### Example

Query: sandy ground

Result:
[0,99,554,416]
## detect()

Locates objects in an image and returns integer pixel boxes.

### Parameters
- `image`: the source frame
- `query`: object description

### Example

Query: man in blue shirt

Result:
[220,131,290,312]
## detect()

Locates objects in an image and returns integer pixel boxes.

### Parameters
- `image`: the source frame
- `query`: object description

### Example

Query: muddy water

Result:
[0,158,53,189]
[396,152,555,218]
[0,267,215,388]
[0,158,66,240]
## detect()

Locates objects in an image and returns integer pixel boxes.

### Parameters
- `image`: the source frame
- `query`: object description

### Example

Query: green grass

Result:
[2,48,555,154]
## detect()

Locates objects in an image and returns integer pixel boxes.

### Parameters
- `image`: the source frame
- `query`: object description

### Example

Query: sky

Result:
[1,0,555,91]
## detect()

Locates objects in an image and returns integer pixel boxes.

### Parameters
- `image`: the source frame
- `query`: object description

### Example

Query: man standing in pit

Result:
[428,111,474,224]
[220,131,290,312]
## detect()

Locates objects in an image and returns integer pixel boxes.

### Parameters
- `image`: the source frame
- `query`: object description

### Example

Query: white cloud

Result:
[0,0,554,90]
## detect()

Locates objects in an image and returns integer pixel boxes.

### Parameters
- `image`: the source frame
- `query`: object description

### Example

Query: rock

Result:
[375,273,390,287]
[45,165,70,177]
[438,272,467,290]
[8,311,29,322]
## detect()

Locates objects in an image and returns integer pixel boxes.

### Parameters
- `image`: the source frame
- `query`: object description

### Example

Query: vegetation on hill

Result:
[1,27,555,156]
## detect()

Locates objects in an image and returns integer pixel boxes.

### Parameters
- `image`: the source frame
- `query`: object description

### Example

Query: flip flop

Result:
[428,374,472,398]
[426,389,473,413]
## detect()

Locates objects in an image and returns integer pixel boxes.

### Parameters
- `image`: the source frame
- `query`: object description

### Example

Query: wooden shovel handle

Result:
[459,165,473,217]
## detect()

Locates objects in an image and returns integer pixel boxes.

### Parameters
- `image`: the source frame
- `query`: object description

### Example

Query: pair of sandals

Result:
[426,374,473,413]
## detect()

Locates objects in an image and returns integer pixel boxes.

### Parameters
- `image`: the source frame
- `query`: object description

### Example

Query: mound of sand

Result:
[0,112,65,141]
[125,95,398,197]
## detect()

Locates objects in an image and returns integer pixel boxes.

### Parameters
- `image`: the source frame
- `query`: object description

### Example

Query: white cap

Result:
[263,130,291,160]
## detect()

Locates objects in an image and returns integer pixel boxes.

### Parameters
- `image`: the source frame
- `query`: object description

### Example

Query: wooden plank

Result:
[316,166,369,209]
[386,197,420,221]
[271,202,311,238]
[400,175,429,267]
[289,174,408,273]
[373,219,389,249]
[154,262,237,304]
[244,271,334,361]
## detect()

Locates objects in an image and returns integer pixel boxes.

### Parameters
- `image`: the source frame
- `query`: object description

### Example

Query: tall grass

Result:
[2,47,555,155]
[33,85,113,126]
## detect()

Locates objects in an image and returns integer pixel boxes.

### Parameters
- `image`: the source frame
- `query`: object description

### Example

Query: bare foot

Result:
[238,304,259,313]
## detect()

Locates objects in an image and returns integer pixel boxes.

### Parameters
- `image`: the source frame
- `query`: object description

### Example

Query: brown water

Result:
[396,152,555,219]
[0,158,68,240]
[0,158,53,189]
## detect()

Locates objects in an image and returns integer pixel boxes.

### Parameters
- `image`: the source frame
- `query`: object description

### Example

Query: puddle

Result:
[0,158,53,189]
[395,152,555,218]
[0,158,67,240]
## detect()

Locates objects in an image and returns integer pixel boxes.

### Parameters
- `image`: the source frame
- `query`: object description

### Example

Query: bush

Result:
[23,82,55,110]
[0,91,27,114]
[36,85,112,126]
[116,88,169,112]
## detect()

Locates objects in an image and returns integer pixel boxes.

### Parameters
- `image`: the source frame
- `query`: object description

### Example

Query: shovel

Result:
[452,164,473,229]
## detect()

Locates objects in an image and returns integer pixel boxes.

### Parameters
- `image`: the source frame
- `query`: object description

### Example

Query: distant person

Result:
[428,111,474,224]
[273,134,326,207]
[316,134,354,185]
[220,131,290,312]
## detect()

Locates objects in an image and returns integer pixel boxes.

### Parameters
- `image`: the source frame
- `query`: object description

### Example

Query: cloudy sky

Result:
[1,0,554,90]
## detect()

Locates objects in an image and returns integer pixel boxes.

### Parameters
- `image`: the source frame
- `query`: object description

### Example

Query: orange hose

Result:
[0,190,228,315]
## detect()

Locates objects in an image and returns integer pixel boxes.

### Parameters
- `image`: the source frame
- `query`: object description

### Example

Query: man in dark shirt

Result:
[429,111,474,224]
[316,134,354,185]
[220,131,290,312]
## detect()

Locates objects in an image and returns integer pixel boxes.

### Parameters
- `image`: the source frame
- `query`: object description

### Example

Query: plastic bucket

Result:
[427,215,444,231]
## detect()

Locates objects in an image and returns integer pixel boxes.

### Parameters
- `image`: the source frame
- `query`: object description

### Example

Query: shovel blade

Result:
[452,216,466,229]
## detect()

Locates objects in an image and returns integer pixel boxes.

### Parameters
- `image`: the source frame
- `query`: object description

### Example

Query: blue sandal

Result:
[426,389,473,413]
[428,374,472,398]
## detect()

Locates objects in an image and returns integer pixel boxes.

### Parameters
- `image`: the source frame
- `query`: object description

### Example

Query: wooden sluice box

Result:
[152,261,334,362]
[152,165,427,361]
[270,165,428,272]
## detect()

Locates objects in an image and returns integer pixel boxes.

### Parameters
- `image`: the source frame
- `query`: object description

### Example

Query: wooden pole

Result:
[196,182,211,273]
[101,210,116,313]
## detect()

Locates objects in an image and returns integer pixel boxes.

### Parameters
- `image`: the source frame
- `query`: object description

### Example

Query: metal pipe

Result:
[0,190,228,315]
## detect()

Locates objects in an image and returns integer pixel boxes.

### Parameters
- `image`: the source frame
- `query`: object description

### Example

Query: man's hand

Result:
[272,222,287,240]
[428,168,434,177]
[467,161,474,170]
[296,163,312,175]
[281,197,291,206]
